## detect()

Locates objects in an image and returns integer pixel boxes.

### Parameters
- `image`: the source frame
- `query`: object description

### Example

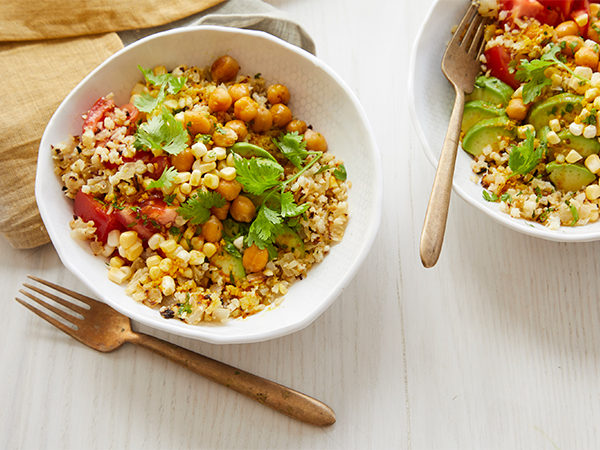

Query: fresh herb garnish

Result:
[482,190,499,202]
[134,85,166,113]
[134,108,189,155]
[568,201,579,226]
[168,226,181,236]
[273,132,308,168]
[333,164,347,181]
[146,166,178,190]
[233,157,285,195]
[508,129,543,177]
[164,193,177,205]
[138,66,187,95]
[177,191,226,225]
[500,193,512,202]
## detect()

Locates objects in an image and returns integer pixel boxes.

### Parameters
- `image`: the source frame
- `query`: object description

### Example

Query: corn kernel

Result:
[125,242,143,261]
[220,166,237,181]
[203,242,217,258]
[180,182,192,194]
[226,153,235,167]
[108,267,128,284]
[175,172,191,184]
[575,66,593,80]
[512,86,523,99]
[153,65,167,75]
[119,265,132,280]
[146,255,162,267]
[159,257,173,272]
[586,184,600,200]
[549,119,561,132]
[203,150,218,163]
[160,276,176,296]
[586,88,600,102]
[585,154,600,173]
[149,266,162,280]
[591,3,600,17]
[148,233,164,250]
[556,153,566,163]
[130,82,148,96]
[551,73,562,87]
[109,256,124,268]
[584,124,598,138]
[575,12,589,27]
[190,170,202,186]
[181,267,193,278]
[191,142,208,159]
[174,111,185,123]
[183,226,196,240]
[569,122,584,136]
[193,161,217,174]
[203,173,220,190]
[159,239,178,254]
[175,247,191,264]
[107,229,121,248]
[566,149,583,163]
[119,230,138,249]
[180,239,190,251]
[233,236,244,250]
[191,236,204,250]
[546,130,561,145]
[189,250,205,265]
[517,124,534,139]
[213,146,227,160]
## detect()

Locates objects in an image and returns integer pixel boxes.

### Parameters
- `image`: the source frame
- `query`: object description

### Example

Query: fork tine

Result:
[23,283,87,316]
[462,13,484,48]
[27,275,102,309]
[19,289,81,325]
[15,297,78,338]
[468,18,488,56]
[454,4,478,44]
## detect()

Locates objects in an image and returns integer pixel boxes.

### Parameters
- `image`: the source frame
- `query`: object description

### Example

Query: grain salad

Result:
[52,55,349,324]
[461,1,600,228]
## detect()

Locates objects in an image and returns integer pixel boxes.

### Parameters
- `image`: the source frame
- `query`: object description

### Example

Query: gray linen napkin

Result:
[119,0,316,54]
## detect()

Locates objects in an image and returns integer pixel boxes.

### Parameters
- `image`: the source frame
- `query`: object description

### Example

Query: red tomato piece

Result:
[570,0,590,35]
[500,0,563,24]
[82,97,115,134]
[484,46,521,89]
[115,200,177,241]
[73,190,121,243]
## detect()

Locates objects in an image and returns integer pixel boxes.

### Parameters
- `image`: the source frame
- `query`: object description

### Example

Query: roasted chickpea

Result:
[286,119,307,134]
[252,106,273,132]
[184,110,213,136]
[171,149,194,172]
[267,84,290,105]
[216,179,242,201]
[234,96,258,122]
[211,202,230,221]
[589,21,600,42]
[559,35,584,56]
[213,126,238,147]
[229,83,250,102]
[201,215,223,242]
[304,129,328,151]
[575,45,599,69]
[506,98,528,121]
[230,196,256,222]
[556,20,579,38]
[242,244,269,273]
[225,120,248,140]
[211,55,240,83]
[208,87,233,112]
[270,103,292,128]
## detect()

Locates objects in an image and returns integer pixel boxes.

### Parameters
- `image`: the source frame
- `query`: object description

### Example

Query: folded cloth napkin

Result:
[0,0,314,249]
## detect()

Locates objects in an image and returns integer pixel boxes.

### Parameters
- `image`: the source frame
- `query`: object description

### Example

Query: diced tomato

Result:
[82,97,115,134]
[115,199,177,241]
[484,46,521,89]
[73,190,121,243]
[540,0,574,19]
[570,0,590,35]
[500,0,572,25]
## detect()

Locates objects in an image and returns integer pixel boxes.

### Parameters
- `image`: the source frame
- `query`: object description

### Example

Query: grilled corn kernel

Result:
[125,242,143,261]
[107,229,121,248]
[183,227,195,240]
[181,267,193,278]
[202,150,218,163]
[213,146,227,160]
[193,161,217,174]
[109,256,124,268]
[202,242,217,258]
[159,257,173,272]
[160,276,176,296]
[146,255,162,267]
[575,12,589,27]
[149,266,162,280]
[191,142,208,159]
[119,231,139,249]
[517,124,535,139]
[586,184,600,200]
[189,250,205,265]
[586,88,600,102]
[569,122,584,136]
[549,119,561,132]
[584,125,598,138]
[180,182,192,194]
[546,130,561,145]
[190,169,202,186]
[175,172,191,184]
[108,267,129,284]
[175,247,191,264]
[226,153,235,167]
[585,154,600,173]
[159,239,178,254]
[203,173,220,190]
[148,233,165,250]
[220,166,237,181]
[191,236,204,250]
[566,149,583,163]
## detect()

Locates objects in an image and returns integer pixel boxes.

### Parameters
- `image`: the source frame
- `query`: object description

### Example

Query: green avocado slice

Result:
[546,162,596,192]
[527,93,583,131]
[210,250,246,283]
[552,130,600,159]
[467,76,514,107]
[462,116,515,156]
[462,100,506,134]
[274,227,305,258]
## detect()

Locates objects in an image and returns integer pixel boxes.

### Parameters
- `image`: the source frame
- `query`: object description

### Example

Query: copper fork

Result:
[15,275,335,426]
[420,4,489,268]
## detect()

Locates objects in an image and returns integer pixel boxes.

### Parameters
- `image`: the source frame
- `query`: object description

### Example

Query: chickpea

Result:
[211,201,230,221]
[171,149,194,172]
[556,20,579,38]
[225,120,248,140]
[201,215,223,242]
[216,179,242,201]
[229,83,250,102]
[242,244,269,273]
[506,98,528,121]
[252,106,273,132]
[234,96,258,122]
[304,129,328,151]
[590,21,600,43]
[230,196,256,222]
[184,110,213,136]
[208,87,233,112]
[267,84,290,105]
[286,119,307,134]
[270,103,293,128]
[211,55,240,83]
[213,126,238,147]
[559,35,584,56]
[575,45,599,69]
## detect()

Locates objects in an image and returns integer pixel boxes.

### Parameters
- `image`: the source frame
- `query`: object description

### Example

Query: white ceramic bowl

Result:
[36,26,382,344]
[409,0,600,242]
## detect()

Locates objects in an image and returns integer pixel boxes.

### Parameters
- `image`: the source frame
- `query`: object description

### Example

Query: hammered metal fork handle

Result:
[420,85,465,268]
[128,332,336,426]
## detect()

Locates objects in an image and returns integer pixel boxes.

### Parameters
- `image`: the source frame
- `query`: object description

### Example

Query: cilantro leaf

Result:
[541,43,587,82]
[568,201,579,226]
[508,129,543,177]
[138,65,187,95]
[234,157,284,195]
[146,166,178,190]
[273,132,308,168]
[482,190,499,202]
[134,109,189,155]
[177,191,226,225]
[333,164,347,181]
[246,205,283,249]
[280,191,310,217]
[515,58,554,104]
[134,85,166,113]
[223,239,242,258]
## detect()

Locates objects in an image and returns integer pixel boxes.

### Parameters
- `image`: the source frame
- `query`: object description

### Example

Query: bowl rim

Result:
[408,0,600,243]
[36,25,383,343]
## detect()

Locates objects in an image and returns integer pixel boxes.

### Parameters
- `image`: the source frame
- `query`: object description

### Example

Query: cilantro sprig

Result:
[138,66,187,95]
[508,129,543,177]
[177,191,226,225]
[146,166,178,191]
[134,108,189,155]
[233,157,284,195]
[134,85,166,113]
[273,132,308,168]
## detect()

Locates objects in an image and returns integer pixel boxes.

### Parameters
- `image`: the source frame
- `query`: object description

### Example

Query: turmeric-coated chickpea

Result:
[304,129,328,151]
[230,196,256,223]
[242,244,269,273]
[211,55,240,83]
[201,215,223,242]
[216,179,242,201]
[184,110,213,136]
[225,120,248,140]
[575,45,599,69]
[267,84,290,105]
[559,35,584,56]
[252,106,273,132]
[234,96,258,122]
[213,126,238,147]
[208,87,233,112]
[171,149,194,172]
[229,83,250,102]
[211,201,230,221]
[506,98,528,121]
[286,119,307,134]
[270,103,293,128]
[556,20,579,38]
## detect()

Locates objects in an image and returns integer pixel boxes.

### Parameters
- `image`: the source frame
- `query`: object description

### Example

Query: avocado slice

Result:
[462,101,506,134]
[275,228,305,258]
[210,249,246,283]
[527,93,583,131]
[467,76,514,107]
[553,131,600,159]
[546,162,596,192]
[462,116,515,156]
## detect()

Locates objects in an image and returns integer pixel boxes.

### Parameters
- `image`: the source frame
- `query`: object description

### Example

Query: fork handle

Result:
[420,85,465,268]
[128,332,336,426]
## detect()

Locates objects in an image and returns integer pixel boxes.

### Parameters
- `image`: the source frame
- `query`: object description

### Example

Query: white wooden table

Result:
[2,1,599,448]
